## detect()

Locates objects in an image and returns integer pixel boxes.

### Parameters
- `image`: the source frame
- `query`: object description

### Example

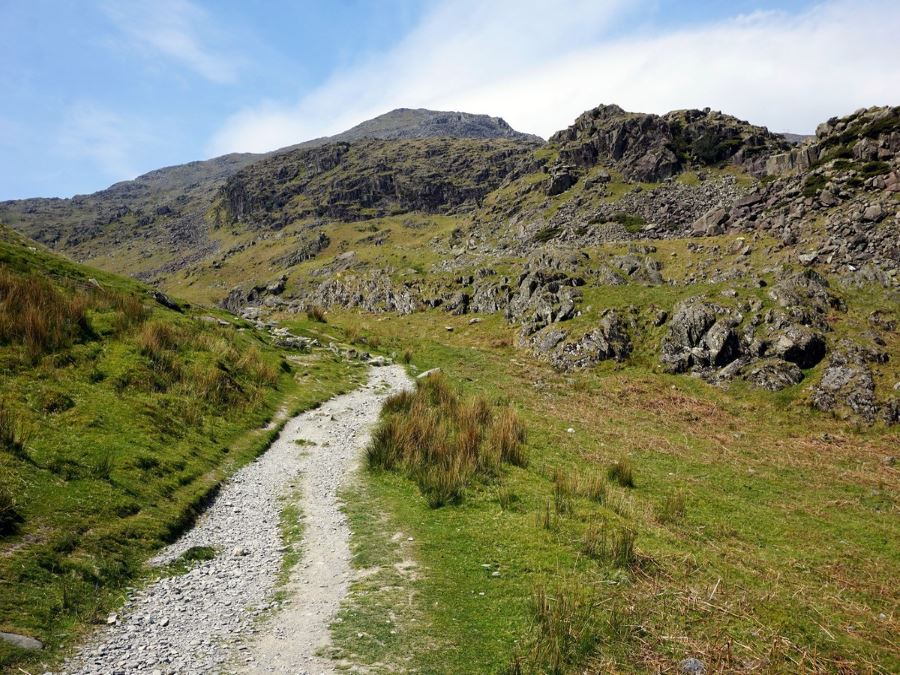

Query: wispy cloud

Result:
[208,0,900,156]
[57,101,151,183]
[102,0,240,84]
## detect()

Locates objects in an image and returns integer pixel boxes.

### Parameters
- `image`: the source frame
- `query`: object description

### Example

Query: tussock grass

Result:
[582,521,637,567]
[0,268,91,359]
[237,346,279,386]
[656,490,687,524]
[367,372,527,507]
[489,407,528,467]
[607,457,635,488]
[579,472,608,503]
[0,400,28,458]
[529,578,600,673]
[401,348,413,364]
[0,267,148,363]
[306,304,327,323]
[552,469,575,515]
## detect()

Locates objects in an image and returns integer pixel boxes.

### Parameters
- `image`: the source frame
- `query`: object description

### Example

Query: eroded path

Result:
[58,364,411,675]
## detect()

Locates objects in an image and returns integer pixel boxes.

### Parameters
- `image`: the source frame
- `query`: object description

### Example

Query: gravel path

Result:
[58,364,411,675]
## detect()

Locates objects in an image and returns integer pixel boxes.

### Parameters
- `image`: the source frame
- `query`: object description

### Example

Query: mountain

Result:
[297,107,544,145]
[1,103,897,425]
[0,108,541,281]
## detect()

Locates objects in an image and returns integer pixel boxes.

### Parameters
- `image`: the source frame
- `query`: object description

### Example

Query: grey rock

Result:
[0,632,43,650]
[660,299,718,373]
[679,657,706,674]
[768,325,826,368]
[744,358,803,391]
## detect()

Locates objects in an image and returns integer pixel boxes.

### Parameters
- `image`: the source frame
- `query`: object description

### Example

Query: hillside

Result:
[0,108,540,284]
[0,226,366,670]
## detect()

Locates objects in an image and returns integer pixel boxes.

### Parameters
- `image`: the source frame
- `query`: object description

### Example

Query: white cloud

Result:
[58,101,150,182]
[103,0,239,84]
[208,0,900,156]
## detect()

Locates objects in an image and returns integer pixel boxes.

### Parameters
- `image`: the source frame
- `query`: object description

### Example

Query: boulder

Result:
[0,632,43,650]
[744,358,803,391]
[811,341,894,423]
[546,165,578,196]
[768,325,826,368]
[660,300,718,373]
[702,320,741,367]
[691,207,728,236]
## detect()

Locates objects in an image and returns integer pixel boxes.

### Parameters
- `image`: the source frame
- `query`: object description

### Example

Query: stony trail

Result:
[57,364,411,675]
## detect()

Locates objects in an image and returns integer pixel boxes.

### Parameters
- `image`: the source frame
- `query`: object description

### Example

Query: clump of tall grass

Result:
[0,267,92,359]
[367,372,527,507]
[0,400,28,459]
[579,472,608,503]
[582,521,637,567]
[607,457,635,488]
[552,469,575,515]
[306,304,327,323]
[656,490,687,524]
[530,578,600,673]
[237,346,278,386]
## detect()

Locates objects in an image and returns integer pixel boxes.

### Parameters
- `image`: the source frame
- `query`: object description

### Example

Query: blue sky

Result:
[1,0,897,199]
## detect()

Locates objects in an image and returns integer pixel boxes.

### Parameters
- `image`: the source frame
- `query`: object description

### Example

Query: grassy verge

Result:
[330,309,898,673]
[0,231,364,672]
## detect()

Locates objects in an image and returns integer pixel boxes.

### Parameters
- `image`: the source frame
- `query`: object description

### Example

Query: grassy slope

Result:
[0,229,364,672]
[284,305,898,673]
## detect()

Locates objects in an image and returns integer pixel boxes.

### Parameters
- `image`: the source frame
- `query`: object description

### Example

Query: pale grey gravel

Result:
[55,364,411,675]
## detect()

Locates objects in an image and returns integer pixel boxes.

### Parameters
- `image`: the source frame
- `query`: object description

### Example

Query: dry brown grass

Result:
[488,407,528,467]
[367,373,528,506]
[306,304,327,323]
[0,268,92,359]
[237,346,278,386]
[0,400,28,459]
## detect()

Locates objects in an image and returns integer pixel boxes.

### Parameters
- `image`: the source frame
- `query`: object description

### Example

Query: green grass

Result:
[0,230,364,672]
[328,308,898,673]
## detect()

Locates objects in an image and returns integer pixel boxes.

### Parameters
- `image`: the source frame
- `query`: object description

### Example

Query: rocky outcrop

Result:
[221,275,288,313]
[274,231,330,268]
[812,341,897,423]
[529,309,633,371]
[658,279,833,391]
[549,105,788,184]
[309,272,418,314]
[505,251,587,336]
[222,137,538,228]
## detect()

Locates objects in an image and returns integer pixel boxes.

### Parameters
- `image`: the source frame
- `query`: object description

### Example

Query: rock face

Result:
[222,137,539,228]
[310,272,418,314]
[812,341,897,423]
[221,275,288,313]
[708,106,900,279]
[535,309,633,370]
[658,277,834,391]
[549,104,788,182]
[505,251,586,336]
[273,231,330,268]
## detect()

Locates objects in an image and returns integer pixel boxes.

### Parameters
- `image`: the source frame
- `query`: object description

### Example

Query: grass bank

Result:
[314,308,898,673]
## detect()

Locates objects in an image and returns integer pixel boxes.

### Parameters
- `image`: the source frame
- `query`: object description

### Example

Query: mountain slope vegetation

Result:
[0,226,364,670]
